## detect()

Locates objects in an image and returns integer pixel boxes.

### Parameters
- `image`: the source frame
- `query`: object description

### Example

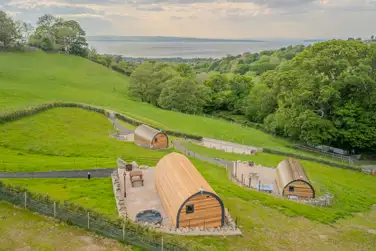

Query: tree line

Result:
[130,40,376,153]
[0,11,137,76]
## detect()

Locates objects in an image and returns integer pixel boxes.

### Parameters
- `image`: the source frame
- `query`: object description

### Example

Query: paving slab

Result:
[117,168,170,226]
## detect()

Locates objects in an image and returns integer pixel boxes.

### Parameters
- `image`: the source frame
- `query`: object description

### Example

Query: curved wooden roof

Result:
[276,158,310,188]
[134,124,162,141]
[155,153,217,222]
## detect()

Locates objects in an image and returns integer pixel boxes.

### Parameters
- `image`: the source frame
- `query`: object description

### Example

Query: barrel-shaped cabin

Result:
[276,158,315,199]
[134,124,168,149]
[155,153,225,228]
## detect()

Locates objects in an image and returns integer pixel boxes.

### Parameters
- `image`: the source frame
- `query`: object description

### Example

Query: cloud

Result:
[170,15,183,20]
[136,5,165,11]
[2,0,376,39]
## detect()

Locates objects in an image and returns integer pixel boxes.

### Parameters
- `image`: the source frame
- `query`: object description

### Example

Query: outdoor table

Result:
[129,170,144,187]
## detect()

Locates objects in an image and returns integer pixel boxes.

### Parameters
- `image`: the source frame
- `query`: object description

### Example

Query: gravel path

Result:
[173,140,233,168]
[0,168,114,178]
[108,111,133,135]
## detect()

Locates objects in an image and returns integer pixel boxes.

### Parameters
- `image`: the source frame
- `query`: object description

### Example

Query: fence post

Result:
[24,192,27,209]
[53,201,56,217]
[87,212,90,229]
[122,223,125,242]
[161,237,164,251]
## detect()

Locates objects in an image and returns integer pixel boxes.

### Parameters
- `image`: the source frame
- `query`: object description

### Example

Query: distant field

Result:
[0,202,128,250]
[0,51,347,163]
[0,108,168,172]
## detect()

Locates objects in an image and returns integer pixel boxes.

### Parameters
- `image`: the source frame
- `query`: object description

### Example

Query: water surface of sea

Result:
[88,38,317,59]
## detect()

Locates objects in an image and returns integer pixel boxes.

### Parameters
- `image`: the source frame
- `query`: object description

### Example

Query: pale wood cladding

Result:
[178,194,222,228]
[283,181,314,198]
[134,124,168,149]
[134,134,151,147]
[155,153,224,228]
[152,133,168,149]
[276,158,315,198]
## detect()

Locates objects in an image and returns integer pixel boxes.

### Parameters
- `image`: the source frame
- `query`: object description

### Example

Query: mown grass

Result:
[181,143,376,222]
[1,52,376,250]
[1,178,118,218]
[0,108,169,172]
[182,141,286,167]
[0,51,350,163]
[3,168,376,251]
[0,202,128,250]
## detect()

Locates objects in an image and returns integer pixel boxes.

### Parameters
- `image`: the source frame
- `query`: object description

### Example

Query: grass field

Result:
[183,142,376,221]
[1,51,376,250]
[1,178,118,218]
[0,108,169,172]
[0,202,129,250]
[0,51,350,163]
[0,108,374,249]
[3,161,376,250]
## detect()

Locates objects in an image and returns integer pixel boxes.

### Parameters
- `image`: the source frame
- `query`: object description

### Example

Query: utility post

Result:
[123,171,127,198]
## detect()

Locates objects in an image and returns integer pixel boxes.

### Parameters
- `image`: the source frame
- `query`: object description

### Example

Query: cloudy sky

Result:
[1,0,375,38]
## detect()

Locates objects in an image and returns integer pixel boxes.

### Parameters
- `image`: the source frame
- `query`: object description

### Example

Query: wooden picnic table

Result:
[129,170,144,187]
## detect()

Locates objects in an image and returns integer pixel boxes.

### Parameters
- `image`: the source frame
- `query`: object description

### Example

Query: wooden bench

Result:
[129,170,144,187]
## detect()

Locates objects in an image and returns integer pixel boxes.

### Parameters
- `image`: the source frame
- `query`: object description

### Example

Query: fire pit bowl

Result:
[135,209,162,225]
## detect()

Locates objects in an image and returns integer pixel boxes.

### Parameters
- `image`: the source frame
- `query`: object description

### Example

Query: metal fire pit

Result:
[135,209,162,225]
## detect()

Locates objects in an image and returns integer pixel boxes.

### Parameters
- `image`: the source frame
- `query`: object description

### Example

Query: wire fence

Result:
[0,182,201,251]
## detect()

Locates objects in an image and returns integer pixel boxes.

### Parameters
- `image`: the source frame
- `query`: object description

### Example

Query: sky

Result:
[1,0,375,39]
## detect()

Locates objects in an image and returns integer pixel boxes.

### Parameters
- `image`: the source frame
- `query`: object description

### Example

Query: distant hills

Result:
[86,36,266,43]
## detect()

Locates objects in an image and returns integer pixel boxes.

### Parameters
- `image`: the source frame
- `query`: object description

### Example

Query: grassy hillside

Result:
[0,202,128,250]
[0,104,374,250]
[184,143,376,219]
[0,108,168,172]
[0,51,341,162]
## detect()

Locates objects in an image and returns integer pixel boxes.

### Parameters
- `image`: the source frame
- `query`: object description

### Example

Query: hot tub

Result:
[135,209,162,225]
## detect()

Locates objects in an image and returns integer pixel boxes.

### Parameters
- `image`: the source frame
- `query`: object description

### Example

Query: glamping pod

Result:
[155,153,225,228]
[276,158,315,199]
[134,124,168,149]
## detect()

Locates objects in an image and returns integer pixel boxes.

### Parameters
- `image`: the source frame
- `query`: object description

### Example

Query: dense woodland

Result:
[1,12,376,153]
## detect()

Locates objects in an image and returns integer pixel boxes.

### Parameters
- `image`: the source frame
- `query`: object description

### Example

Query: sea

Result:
[87,36,322,59]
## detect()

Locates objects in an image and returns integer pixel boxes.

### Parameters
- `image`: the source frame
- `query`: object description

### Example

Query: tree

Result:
[158,77,206,114]
[146,66,178,106]
[29,14,88,56]
[0,11,21,48]
[175,63,195,79]
[129,62,155,101]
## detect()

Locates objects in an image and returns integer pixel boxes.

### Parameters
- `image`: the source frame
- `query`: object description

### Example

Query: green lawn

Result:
[182,141,286,167]
[3,164,376,251]
[1,178,118,218]
[0,108,169,172]
[183,143,376,221]
[0,51,348,163]
[0,202,128,250]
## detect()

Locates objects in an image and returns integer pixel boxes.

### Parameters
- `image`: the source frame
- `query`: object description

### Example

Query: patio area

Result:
[232,161,280,196]
[117,167,171,226]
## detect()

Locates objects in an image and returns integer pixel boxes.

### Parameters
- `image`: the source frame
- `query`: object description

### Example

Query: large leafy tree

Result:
[158,77,206,114]
[29,14,88,56]
[129,62,178,105]
[260,40,376,152]
[0,11,32,48]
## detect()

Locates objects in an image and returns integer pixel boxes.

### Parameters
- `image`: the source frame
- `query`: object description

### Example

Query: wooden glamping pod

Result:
[155,153,225,228]
[134,124,168,149]
[276,158,315,199]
